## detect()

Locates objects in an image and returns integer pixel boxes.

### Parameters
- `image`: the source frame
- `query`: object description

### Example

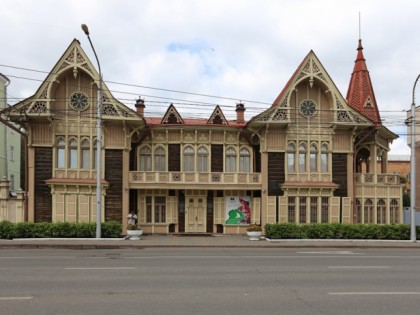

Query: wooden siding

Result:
[332,153,348,197]
[104,125,126,148]
[104,150,123,221]
[34,147,52,222]
[267,152,285,196]
[32,123,52,145]
[211,144,223,172]
[168,144,180,171]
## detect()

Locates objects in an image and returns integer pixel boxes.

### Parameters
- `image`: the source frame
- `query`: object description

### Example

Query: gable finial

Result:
[359,12,362,40]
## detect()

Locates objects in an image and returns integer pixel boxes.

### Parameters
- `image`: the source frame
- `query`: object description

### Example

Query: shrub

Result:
[265,223,418,240]
[0,221,122,239]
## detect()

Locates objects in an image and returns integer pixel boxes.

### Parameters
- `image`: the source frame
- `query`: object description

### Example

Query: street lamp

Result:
[410,74,420,242]
[81,24,103,238]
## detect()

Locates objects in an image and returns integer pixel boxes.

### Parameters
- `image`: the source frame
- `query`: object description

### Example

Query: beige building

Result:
[5,38,403,233]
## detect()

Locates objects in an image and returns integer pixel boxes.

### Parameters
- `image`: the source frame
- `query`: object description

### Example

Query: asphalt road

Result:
[1,247,420,315]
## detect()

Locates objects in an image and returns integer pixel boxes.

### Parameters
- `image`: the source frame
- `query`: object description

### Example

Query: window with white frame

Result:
[225,147,237,172]
[239,148,251,173]
[154,147,166,171]
[140,146,152,171]
[197,146,208,172]
[183,146,195,172]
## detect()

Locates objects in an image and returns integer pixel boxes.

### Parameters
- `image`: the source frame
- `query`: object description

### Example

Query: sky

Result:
[1,0,419,155]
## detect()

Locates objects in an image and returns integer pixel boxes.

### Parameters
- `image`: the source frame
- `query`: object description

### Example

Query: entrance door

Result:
[186,197,206,233]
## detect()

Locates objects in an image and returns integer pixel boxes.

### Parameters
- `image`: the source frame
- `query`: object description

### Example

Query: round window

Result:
[299,99,316,117]
[70,92,89,111]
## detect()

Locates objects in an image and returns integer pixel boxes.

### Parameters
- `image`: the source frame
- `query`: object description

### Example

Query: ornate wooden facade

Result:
[6,38,403,233]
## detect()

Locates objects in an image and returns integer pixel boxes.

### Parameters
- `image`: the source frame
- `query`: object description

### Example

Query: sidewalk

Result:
[0,235,419,249]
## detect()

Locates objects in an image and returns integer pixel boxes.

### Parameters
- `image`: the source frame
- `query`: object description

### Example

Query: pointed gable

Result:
[207,105,228,125]
[346,39,382,125]
[161,104,184,124]
[251,51,369,125]
[8,39,141,122]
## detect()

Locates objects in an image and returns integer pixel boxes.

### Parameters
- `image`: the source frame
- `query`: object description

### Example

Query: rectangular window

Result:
[288,197,296,223]
[310,153,317,172]
[299,196,306,223]
[321,153,328,172]
[183,155,194,172]
[146,196,152,223]
[298,153,306,172]
[57,148,65,168]
[81,148,90,169]
[321,197,329,223]
[287,153,295,172]
[69,148,78,169]
[225,156,236,172]
[154,155,165,171]
[197,154,208,172]
[154,196,166,223]
[310,197,318,223]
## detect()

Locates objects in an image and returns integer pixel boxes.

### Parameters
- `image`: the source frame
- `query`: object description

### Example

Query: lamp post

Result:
[81,24,103,238]
[410,74,420,242]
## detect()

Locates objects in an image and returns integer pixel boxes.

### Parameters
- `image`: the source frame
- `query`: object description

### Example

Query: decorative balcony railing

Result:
[129,171,261,187]
[355,173,401,185]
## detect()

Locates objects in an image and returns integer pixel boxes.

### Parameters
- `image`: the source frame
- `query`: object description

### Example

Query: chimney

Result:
[135,97,145,116]
[235,102,245,123]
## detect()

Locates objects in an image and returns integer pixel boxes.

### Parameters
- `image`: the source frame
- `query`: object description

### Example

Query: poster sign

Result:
[225,196,251,225]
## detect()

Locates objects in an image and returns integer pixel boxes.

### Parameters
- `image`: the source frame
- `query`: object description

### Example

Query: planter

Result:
[127,229,143,240]
[246,231,262,241]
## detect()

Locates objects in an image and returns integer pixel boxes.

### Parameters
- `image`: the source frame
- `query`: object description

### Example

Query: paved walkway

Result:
[0,235,419,249]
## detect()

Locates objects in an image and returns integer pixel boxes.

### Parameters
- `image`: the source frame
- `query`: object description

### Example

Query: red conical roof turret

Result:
[346,39,382,125]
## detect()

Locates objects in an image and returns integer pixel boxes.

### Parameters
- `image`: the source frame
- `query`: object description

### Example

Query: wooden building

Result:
[6,38,404,233]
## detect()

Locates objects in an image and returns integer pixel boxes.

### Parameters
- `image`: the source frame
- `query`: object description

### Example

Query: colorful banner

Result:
[225,196,251,225]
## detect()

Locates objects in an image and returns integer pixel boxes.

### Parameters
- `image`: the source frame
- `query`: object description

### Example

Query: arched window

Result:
[140,146,151,171]
[225,147,237,172]
[390,199,399,223]
[298,143,307,172]
[321,144,328,173]
[310,144,318,172]
[183,146,195,172]
[356,199,362,224]
[239,148,251,173]
[56,137,65,168]
[80,138,90,169]
[287,143,296,172]
[377,199,386,224]
[364,199,374,223]
[154,147,166,172]
[68,138,78,169]
[197,146,208,172]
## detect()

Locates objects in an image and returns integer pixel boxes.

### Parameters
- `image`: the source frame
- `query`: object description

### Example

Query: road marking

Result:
[0,297,33,300]
[297,251,360,255]
[328,266,390,269]
[65,267,136,270]
[329,292,420,295]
